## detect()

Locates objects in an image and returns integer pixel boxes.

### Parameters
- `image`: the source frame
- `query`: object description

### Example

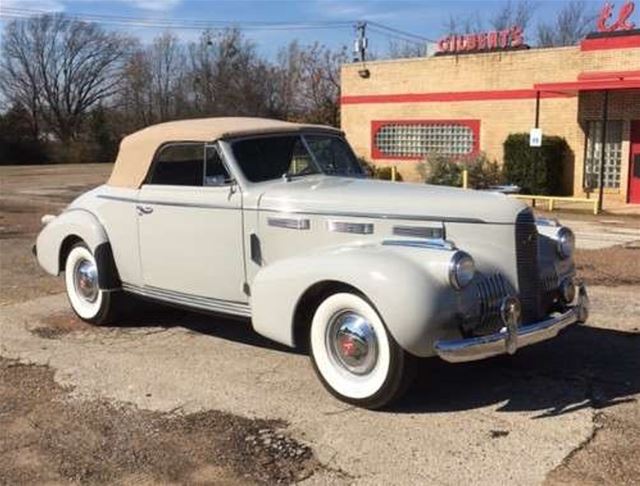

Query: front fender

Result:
[35,208,109,276]
[251,243,470,357]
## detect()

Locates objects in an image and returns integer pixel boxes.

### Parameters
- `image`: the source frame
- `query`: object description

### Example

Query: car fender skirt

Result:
[250,245,459,357]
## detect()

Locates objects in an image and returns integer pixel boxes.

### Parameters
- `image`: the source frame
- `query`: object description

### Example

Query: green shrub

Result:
[417,153,503,189]
[503,133,568,195]
[359,158,403,181]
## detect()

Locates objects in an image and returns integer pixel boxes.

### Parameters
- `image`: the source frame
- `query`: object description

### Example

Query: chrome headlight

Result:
[557,227,575,259]
[560,277,576,303]
[449,251,475,290]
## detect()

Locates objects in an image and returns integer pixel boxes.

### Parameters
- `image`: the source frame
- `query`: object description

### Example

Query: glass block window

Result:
[372,121,478,159]
[584,120,623,189]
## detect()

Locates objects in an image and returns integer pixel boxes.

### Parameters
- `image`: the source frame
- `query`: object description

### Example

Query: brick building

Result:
[340,29,640,207]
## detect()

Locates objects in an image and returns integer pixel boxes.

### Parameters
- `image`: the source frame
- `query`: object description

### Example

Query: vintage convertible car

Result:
[35,117,589,408]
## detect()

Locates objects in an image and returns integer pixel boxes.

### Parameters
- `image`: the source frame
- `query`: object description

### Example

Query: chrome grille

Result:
[540,269,558,293]
[515,209,542,323]
[473,273,511,336]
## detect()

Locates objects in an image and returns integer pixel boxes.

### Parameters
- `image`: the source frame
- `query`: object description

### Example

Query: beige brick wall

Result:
[341,43,640,204]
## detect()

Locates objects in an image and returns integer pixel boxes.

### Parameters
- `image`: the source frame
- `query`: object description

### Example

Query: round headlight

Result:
[449,251,475,290]
[557,227,575,259]
[560,277,576,303]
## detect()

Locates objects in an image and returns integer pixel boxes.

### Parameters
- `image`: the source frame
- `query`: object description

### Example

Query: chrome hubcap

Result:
[327,311,378,375]
[74,258,98,303]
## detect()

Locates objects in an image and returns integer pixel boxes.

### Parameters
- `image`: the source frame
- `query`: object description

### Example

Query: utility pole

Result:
[354,22,368,62]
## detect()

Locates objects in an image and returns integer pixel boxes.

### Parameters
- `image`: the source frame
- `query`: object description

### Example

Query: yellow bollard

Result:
[391,166,397,182]
[462,169,469,189]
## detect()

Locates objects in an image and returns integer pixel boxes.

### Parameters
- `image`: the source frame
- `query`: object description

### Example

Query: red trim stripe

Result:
[578,70,640,81]
[341,89,569,105]
[581,35,640,51]
[534,79,640,92]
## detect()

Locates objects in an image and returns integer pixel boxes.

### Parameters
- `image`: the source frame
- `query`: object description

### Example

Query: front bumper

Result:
[434,283,589,363]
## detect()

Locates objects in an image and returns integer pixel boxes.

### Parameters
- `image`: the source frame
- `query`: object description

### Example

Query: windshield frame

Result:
[222,131,365,186]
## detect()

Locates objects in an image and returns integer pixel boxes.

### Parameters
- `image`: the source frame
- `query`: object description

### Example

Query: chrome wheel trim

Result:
[326,310,378,375]
[73,258,99,303]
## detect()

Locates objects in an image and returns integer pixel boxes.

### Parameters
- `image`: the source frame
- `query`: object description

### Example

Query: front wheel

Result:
[309,292,415,409]
[64,242,121,325]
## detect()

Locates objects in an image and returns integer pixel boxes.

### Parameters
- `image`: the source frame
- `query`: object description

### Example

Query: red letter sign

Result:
[597,1,636,32]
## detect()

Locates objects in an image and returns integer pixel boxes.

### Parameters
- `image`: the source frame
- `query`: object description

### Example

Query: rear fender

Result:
[35,208,109,277]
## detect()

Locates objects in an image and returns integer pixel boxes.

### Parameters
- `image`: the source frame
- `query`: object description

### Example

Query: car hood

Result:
[257,176,526,225]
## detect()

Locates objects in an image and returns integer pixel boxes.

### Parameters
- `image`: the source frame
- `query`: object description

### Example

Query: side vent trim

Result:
[392,225,445,239]
[328,221,374,235]
[267,217,310,230]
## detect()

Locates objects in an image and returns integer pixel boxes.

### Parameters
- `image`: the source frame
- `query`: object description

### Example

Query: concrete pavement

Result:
[1,286,638,485]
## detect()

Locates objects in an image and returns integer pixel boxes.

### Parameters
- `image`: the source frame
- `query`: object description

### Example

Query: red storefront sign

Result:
[597,1,636,32]
[437,26,524,54]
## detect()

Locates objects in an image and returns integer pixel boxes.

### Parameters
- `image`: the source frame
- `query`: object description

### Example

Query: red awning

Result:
[533,70,640,95]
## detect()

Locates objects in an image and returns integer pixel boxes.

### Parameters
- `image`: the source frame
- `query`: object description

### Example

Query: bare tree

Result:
[0,14,132,143]
[187,29,270,117]
[387,40,429,59]
[443,12,484,34]
[491,0,537,31]
[149,32,187,121]
[119,48,154,128]
[0,20,43,139]
[536,0,597,47]
[273,41,347,126]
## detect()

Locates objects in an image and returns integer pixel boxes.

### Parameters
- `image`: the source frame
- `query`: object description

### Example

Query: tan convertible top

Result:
[107,117,343,188]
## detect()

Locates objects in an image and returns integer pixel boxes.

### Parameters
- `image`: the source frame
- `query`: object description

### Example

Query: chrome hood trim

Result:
[257,176,527,225]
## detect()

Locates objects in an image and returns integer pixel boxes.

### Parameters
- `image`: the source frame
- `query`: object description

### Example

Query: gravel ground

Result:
[0,358,317,485]
[575,245,640,286]
[1,164,639,485]
[1,164,321,484]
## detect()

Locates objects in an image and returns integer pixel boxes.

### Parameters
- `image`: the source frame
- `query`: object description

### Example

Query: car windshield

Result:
[231,134,365,183]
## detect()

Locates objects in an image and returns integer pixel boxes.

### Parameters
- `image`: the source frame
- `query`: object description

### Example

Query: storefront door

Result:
[629,121,640,204]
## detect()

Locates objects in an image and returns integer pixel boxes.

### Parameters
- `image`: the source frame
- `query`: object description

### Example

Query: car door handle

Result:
[136,205,154,215]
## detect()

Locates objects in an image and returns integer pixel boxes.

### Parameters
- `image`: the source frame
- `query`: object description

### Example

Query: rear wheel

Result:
[64,242,121,325]
[309,292,415,409]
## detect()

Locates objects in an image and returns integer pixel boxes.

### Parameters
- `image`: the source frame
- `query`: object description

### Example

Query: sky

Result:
[0,0,612,58]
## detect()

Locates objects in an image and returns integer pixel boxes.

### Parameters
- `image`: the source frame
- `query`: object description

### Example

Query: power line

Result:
[368,21,435,43]
[0,6,431,43]
[0,7,355,31]
[368,26,430,46]
[0,6,433,54]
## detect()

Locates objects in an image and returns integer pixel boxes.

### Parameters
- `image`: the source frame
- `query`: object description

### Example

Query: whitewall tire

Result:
[64,243,119,325]
[309,292,415,409]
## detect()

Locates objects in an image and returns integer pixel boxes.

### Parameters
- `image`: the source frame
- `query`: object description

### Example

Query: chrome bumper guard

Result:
[434,283,589,363]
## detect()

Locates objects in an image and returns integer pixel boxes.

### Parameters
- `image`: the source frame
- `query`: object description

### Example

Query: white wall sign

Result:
[529,128,542,147]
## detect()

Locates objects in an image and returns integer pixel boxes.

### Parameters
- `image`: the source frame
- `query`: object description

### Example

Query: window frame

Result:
[224,131,361,184]
[144,141,235,188]
[370,119,481,160]
[582,119,624,190]
[204,143,235,187]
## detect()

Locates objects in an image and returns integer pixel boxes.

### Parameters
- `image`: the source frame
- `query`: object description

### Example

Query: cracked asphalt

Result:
[1,164,639,485]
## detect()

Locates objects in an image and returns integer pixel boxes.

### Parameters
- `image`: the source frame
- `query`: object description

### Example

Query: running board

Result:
[122,283,252,318]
